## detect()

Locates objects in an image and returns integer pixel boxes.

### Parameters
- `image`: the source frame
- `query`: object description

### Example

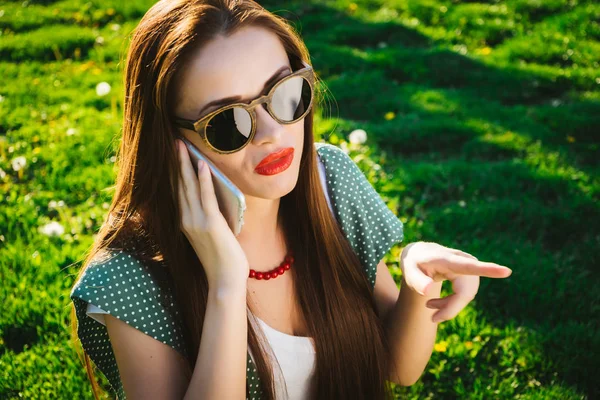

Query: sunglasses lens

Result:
[204,74,313,152]
[205,107,252,152]
[271,76,313,122]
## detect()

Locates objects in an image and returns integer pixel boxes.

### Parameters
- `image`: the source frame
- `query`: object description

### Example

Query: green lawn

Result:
[1,0,598,398]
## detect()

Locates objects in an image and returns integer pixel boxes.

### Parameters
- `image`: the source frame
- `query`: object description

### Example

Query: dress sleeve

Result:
[315,142,404,289]
[70,249,188,400]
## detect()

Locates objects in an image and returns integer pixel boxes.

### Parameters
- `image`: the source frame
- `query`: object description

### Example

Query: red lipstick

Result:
[255,148,294,176]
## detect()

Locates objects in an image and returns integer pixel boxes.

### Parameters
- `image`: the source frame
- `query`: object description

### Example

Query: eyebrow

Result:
[197,65,292,117]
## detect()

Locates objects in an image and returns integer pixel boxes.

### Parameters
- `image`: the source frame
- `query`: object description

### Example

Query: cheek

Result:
[296,122,305,152]
[210,156,243,176]
[209,154,248,187]
[292,120,305,145]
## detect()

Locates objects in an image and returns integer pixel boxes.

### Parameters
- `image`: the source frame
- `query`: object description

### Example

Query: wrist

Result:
[209,280,247,301]
[401,274,442,298]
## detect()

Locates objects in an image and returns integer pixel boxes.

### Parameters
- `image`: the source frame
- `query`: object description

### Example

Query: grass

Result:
[1,0,598,398]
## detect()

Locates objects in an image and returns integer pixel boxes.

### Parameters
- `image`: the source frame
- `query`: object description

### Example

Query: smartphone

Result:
[178,136,246,237]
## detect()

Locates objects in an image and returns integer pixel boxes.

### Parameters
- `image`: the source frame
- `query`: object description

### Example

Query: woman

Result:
[69,0,513,399]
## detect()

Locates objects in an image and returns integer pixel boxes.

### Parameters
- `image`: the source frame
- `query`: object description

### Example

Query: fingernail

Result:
[422,282,431,296]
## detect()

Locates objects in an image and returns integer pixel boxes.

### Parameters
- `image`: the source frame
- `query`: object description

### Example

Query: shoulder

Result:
[70,248,187,353]
[313,141,368,182]
[70,248,188,398]
[314,141,346,160]
[313,141,391,214]
[71,249,165,305]
[312,141,404,288]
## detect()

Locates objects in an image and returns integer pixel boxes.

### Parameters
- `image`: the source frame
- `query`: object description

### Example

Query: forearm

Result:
[184,285,248,400]
[384,275,442,386]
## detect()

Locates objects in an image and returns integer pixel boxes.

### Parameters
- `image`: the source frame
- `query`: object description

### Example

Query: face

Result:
[172,25,305,200]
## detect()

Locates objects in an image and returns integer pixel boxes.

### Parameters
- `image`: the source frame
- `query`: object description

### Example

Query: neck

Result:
[236,195,288,271]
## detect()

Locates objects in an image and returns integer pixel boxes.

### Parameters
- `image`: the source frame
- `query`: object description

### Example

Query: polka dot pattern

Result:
[314,142,404,288]
[69,142,404,400]
[70,250,188,399]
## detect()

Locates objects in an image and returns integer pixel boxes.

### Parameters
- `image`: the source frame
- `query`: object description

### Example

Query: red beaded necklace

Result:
[248,252,294,281]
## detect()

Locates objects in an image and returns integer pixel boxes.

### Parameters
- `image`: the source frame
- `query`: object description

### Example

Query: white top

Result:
[86,303,316,400]
[248,312,316,400]
[85,155,331,400]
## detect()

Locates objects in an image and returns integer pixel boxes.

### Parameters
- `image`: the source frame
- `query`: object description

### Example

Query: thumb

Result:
[402,257,434,296]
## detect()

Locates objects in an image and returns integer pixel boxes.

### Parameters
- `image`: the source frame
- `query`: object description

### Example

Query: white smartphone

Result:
[178,136,246,237]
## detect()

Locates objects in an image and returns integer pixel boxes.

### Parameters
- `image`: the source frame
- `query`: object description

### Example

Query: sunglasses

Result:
[173,60,316,154]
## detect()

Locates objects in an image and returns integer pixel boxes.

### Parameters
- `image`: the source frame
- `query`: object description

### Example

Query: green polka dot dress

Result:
[70,142,404,399]
[314,143,404,288]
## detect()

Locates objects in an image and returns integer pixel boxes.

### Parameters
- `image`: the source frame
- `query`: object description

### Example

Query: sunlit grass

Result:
[1,0,597,398]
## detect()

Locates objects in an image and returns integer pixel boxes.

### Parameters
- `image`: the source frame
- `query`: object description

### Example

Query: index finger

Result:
[176,139,200,195]
[441,254,512,278]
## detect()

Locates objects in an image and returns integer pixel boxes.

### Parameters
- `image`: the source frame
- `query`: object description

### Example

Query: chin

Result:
[247,168,300,200]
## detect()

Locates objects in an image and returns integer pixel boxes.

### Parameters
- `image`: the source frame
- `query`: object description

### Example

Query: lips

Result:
[255,148,294,170]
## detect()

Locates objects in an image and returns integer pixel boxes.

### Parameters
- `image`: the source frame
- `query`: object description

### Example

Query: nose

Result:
[251,103,285,146]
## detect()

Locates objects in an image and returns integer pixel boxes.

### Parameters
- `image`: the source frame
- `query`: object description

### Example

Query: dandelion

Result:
[479,47,492,55]
[434,340,448,352]
[95,36,105,45]
[40,221,65,237]
[339,141,350,154]
[384,111,395,121]
[66,128,77,136]
[48,200,65,209]
[96,82,111,96]
[453,44,467,55]
[12,156,26,171]
[348,129,367,145]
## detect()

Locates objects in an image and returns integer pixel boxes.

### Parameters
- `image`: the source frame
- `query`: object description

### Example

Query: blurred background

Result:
[0,0,598,398]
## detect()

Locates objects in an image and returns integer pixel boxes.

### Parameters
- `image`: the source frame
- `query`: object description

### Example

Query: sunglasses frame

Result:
[173,60,316,155]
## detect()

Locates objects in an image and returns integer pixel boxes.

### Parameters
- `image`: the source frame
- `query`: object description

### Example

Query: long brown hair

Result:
[69,1,394,399]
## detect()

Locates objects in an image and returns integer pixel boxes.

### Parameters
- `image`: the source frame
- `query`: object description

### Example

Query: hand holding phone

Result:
[175,139,249,289]
[178,136,246,237]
